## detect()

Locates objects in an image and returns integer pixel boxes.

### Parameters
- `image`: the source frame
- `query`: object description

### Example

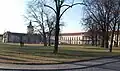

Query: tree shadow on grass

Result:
[0,44,120,64]
[30,49,119,59]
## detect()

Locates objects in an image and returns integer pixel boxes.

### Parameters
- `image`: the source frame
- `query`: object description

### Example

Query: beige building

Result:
[58,32,120,46]
[58,32,94,45]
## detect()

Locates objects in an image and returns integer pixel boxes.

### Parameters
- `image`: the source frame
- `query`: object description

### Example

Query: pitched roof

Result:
[5,31,40,36]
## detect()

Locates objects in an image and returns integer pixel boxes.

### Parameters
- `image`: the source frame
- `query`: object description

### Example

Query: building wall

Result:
[58,33,120,46]
[58,34,93,45]
[2,31,120,46]
[2,32,42,44]
[8,34,20,43]
[111,34,120,46]
[3,32,8,43]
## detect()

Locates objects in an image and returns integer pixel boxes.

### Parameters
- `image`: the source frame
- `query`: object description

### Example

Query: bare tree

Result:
[45,0,85,54]
[83,0,107,47]
[83,17,95,46]
[25,0,55,46]
[83,0,120,52]
[109,0,120,52]
[45,14,56,46]
[83,16,101,46]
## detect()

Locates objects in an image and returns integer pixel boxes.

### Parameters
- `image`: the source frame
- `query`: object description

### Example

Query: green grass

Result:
[0,43,120,64]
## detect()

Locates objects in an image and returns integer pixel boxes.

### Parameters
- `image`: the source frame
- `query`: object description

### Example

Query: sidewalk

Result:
[0,56,119,71]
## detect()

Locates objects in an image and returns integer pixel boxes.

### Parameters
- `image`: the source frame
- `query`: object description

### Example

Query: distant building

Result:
[27,21,34,34]
[58,32,120,46]
[1,21,120,46]
[58,32,98,45]
[2,31,42,43]
[2,21,42,44]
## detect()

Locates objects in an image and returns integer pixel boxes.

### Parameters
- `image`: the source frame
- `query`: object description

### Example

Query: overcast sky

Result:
[0,0,84,34]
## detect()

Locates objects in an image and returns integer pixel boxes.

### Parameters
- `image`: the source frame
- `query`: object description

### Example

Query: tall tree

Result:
[83,0,120,52]
[45,14,56,46]
[45,0,85,54]
[25,0,56,46]
[83,17,95,46]
[109,0,120,52]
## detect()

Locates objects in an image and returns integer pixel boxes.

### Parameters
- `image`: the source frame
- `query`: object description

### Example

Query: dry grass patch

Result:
[0,43,119,64]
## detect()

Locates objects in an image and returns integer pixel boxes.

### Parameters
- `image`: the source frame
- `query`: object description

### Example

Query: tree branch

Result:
[61,4,70,8]
[60,3,85,18]
[44,4,57,14]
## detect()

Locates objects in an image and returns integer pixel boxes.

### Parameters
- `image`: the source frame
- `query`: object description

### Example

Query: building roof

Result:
[5,31,40,36]
[60,32,88,36]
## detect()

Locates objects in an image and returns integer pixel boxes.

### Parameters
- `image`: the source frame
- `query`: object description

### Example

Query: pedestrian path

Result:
[0,56,119,71]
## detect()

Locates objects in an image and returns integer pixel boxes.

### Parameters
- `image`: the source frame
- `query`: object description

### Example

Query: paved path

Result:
[0,56,120,71]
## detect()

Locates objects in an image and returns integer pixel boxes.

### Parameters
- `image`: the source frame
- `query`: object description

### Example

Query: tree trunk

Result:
[116,23,120,47]
[95,33,97,46]
[101,31,105,47]
[105,26,109,48]
[105,35,109,48]
[48,33,51,46]
[101,37,104,47]
[110,24,116,52]
[109,30,114,52]
[53,12,60,54]
[91,35,94,46]
[43,33,47,46]
[53,21,60,54]
[20,36,23,47]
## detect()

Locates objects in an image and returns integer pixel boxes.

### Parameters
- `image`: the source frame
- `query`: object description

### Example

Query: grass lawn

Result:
[0,43,120,64]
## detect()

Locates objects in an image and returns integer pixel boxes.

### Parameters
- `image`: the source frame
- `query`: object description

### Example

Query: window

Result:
[79,37,81,40]
[64,37,66,40]
[63,37,65,40]
[74,37,76,40]
[82,36,84,40]
[72,37,74,40]
[61,37,62,40]
[77,37,79,40]
[68,37,69,40]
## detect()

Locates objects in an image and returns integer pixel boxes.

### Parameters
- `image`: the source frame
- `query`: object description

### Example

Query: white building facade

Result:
[58,32,94,45]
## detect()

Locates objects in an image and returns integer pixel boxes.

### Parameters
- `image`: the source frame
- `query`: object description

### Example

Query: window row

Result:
[59,36,91,41]
[59,37,81,40]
